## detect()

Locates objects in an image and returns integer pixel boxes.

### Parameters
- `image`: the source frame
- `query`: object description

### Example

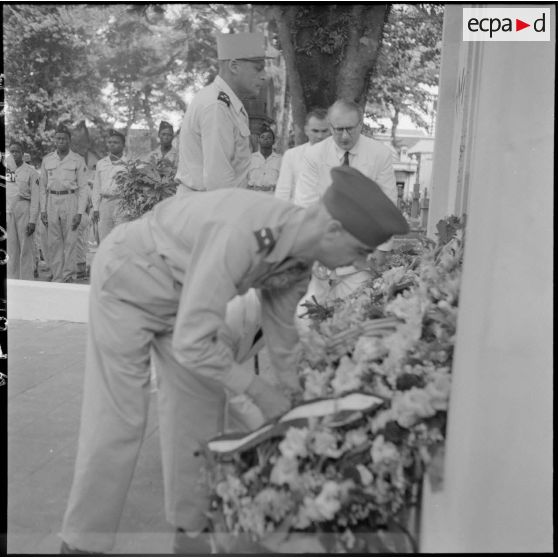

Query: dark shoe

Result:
[60,540,104,555]
[173,527,212,555]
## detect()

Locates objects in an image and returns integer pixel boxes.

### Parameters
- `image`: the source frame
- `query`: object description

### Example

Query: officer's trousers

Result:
[7,200,35,280]
[60,223,229,552]
[75,211,90,266]
[47,193,79,282]
[98,197,125,242]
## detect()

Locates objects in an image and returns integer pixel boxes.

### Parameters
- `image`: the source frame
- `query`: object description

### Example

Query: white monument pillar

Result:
[421,5,554,552]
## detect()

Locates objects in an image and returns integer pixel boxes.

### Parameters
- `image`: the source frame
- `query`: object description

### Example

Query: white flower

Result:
[371,435,400,463]
[294,496,322,528]
[331,356,363,395]
[279,427,309,459]
[343,427,369,449]
[425,371,452,410]
[391,387,436,428]
[356,464,374,485]
[270,456,300,488]
[353,336,387,363]
[301,366,332,400]
[314,481,343,520]
[309,428,341,457]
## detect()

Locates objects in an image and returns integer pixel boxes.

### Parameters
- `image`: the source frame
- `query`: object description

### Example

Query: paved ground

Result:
[7,320,173,555]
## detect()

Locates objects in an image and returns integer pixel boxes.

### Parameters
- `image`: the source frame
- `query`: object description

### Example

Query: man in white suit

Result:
[294,99,399,302]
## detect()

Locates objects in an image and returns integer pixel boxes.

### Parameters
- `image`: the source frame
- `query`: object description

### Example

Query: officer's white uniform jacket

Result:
[275,142,311,202]
[141,189,311,393]
[5,161,40,221]
[175,75,251,191]
[39,150,89,213]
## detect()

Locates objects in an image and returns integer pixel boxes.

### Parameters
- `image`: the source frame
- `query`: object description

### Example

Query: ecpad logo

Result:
[463,7,550,41]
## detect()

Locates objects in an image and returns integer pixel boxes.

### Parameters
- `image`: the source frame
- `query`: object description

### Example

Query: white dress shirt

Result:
[294,134,397,253]
[274,142,310,202]
[294,134,397,207]
[175,75,251,192]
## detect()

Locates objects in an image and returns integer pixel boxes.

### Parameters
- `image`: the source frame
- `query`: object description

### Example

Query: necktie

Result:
[343,151,350,166]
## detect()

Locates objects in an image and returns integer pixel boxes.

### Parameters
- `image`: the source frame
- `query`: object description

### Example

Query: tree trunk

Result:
[272,5,389,144]
[142,87,157,148]
[391,107,400,147]
[271,5,307,145]
[336,4,389,106]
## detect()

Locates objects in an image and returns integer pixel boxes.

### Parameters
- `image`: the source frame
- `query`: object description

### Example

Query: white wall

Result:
[8,280,89,323]
[421,5,554,552]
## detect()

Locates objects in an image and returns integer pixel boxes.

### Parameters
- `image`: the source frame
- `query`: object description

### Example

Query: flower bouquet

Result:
[114,158,178,221]
[203,220,464,553]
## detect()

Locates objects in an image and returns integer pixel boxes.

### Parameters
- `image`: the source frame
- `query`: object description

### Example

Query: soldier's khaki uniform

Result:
[39,151,89,282]
[61,189,311,552]
[6,162,40,280]
[91,155,128,242]
[175,75,251,192]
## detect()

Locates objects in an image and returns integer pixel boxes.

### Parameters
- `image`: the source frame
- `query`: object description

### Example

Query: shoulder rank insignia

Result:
[217,91,231,107]
[254,227,275,254]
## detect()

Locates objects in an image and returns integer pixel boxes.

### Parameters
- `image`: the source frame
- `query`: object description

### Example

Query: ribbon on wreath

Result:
[206,391,386,456]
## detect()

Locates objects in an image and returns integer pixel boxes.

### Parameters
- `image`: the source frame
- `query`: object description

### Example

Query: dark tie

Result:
[343,151,350,166]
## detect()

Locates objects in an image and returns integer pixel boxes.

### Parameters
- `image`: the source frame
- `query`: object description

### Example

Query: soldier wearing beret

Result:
[39,124,89,282]
[175,32,272,193]
[91,129,128,242]
[144,121,178,170]
[60,166,409,555]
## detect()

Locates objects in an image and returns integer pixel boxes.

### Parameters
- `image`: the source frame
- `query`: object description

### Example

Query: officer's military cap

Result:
[159,121,174,134]
[55,123,72,138]
[216,32,275,61]
[108,129,126,143]
[323,166,409,248]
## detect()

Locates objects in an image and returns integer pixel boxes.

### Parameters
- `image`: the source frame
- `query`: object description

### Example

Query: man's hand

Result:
[40,212,48,227]
[92,210,100,223]
[245,376,291,421]
[71,214,82,231]
[26,222,36,236]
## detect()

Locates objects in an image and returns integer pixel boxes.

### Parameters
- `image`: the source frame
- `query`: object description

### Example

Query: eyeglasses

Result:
[330,123,361,136]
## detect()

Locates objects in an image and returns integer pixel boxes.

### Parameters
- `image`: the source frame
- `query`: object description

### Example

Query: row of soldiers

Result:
[5,121,177,283]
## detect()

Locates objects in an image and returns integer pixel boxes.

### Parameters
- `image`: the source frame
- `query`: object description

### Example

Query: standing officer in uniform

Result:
[59,166,409,555]
[175,32,270,193]
[91,129,128,243]
[6,141,40,280]
[39,124,89,283]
